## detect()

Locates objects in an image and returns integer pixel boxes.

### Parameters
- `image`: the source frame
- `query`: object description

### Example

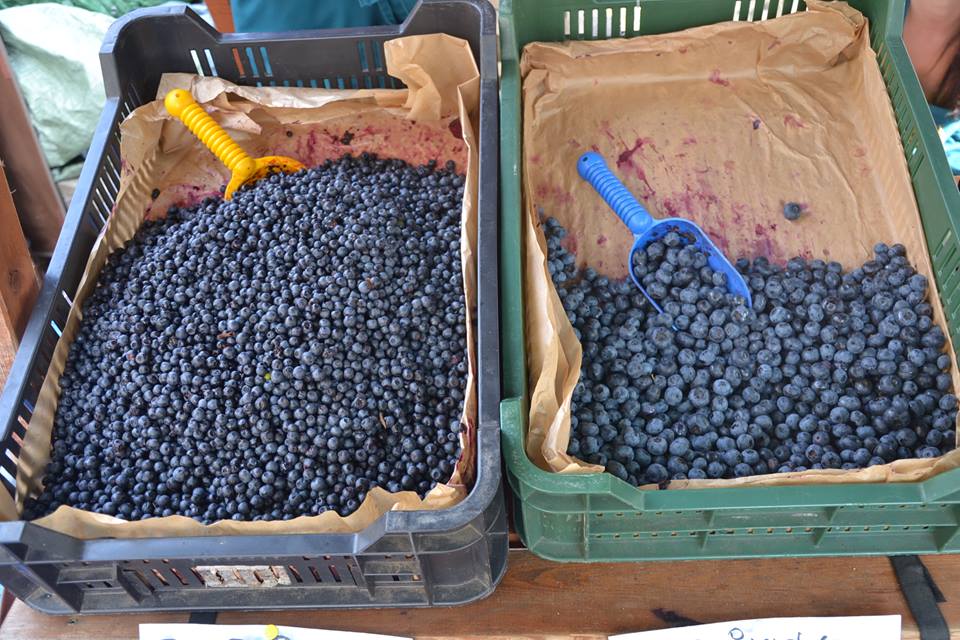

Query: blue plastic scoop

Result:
[577,151,752,313]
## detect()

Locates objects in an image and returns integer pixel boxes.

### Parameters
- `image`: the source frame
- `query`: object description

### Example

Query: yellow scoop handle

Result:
[164,89,305,199]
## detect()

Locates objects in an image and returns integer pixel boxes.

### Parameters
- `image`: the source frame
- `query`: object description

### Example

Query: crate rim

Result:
[100,0,496,96]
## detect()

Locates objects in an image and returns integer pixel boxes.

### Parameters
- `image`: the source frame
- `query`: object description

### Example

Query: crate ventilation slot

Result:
[190,49,204,76]
[563,6,640,39]
[0,466,14,491]
[358,41,370,71]
[734,0,800,21]
[246,47,261,77]
[259,47,273,77]
[232,48,246,77]
[190,49,220,77]
[190,48,220,77]
[193,565,293,588]
[563,0,805,39]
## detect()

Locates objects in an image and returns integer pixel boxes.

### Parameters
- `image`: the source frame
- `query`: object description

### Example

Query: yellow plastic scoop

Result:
[164,89,305,199]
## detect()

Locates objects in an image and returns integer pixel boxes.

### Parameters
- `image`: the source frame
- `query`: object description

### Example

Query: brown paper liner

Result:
[10,34,482,538]
[521,1,960,488]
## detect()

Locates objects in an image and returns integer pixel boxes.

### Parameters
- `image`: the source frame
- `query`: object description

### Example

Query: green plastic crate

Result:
[499,0,960,561]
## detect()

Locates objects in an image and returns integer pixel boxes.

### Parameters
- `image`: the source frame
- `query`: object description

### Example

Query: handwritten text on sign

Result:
[610,615,901,640]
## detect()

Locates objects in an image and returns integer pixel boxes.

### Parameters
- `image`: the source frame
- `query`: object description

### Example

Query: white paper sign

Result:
[139,623,409,640]
[610,615,901,640]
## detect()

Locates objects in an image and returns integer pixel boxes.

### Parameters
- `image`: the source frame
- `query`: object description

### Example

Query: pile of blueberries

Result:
[26,154,469,523]
[544,217,958,486]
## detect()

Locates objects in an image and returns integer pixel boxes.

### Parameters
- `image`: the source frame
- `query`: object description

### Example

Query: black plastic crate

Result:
[0,0,505,613]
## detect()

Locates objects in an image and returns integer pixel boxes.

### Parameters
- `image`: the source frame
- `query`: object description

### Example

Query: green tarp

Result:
[0,4,112,168]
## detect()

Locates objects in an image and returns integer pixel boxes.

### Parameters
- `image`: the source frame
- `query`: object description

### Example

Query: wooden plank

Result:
[204,0,235,33]
[0,163,39,337]
[0,37,65,254]
[0,162,36,380]
[0,294,16,386]
[1,551,959,639]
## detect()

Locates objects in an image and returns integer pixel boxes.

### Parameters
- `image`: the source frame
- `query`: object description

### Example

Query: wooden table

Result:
[1,550,958,639]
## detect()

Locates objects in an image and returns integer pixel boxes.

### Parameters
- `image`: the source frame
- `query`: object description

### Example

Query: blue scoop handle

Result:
[578,152,653,236]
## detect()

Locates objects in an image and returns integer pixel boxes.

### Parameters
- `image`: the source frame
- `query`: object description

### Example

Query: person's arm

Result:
[903,0,960,103]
